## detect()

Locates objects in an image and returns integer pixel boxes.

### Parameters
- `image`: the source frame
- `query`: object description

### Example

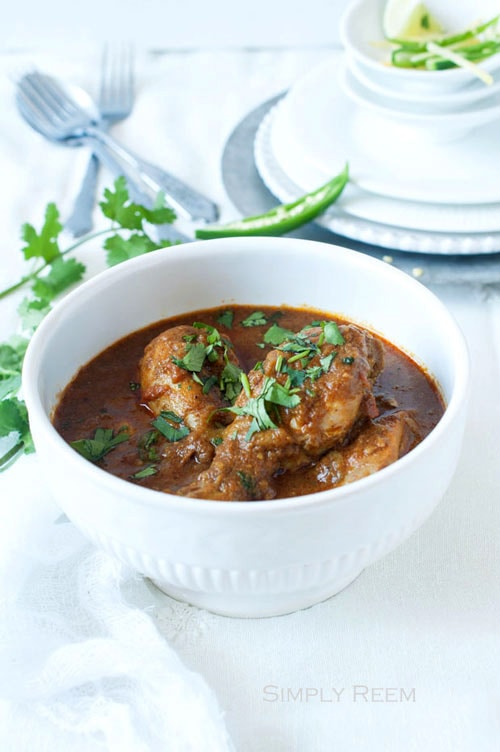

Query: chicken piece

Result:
[139,324,241,469]
[275,410,421,497]
[182,324,384,501]
[338,411,420,485]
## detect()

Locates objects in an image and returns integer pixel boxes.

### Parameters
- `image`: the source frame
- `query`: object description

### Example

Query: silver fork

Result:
[17,70,219,227]
[65,44,134,237]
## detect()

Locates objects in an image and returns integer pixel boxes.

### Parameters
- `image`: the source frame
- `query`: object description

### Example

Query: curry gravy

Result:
[53,305,445,498]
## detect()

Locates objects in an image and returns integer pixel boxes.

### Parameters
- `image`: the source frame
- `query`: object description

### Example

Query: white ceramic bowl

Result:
[341,0,500,95]
[341,63,500,143]
[348,54,500,107]
[22,238,469,618]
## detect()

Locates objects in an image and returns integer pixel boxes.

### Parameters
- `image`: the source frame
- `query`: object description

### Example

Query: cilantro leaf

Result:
[152,412,190,442]
[100,177,140,229]
[18,298,52,332]
[241,311,267,328]
[21,203,62,262]
[0,338,30,401]
[141,205,176,226]
[229,375,301,441]
[100,177,176,231]
[320,352,336,372]
[0,343,23,378]
[264,379,301,409]
[220,360,243,403]
[280,364,307,389]
[237,471,257,497]
[104,233,163,267]
[8,336,29,360]
[131,464,158,480]
[157,410,183,423]
[323,321,345,346]
[263,323,296,346]
[217,310,234,329]
[202,375,218,394]
[304,365,323,382]
[172,342,207,373]
[71,427,130,463]
[138,429,161,461]
[31,257,85,303]
[0,405,33,468]
[0,375,21,400]
[0,397,33,455]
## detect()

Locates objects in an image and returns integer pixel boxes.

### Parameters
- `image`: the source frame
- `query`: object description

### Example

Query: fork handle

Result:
[65,153,100,237]
[85,126,219,223]
[81,139,191,244]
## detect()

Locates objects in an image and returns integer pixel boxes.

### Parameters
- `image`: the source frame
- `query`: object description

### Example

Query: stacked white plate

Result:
[253,0,500,254]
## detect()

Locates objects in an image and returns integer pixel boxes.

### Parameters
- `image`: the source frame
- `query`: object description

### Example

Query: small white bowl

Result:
[22,238,469,618]
[348,55,500,107]
[341,0,500,95]
[341,63,500,142]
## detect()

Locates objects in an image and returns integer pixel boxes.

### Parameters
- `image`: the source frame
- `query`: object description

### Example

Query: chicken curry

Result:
[53,305,445,501]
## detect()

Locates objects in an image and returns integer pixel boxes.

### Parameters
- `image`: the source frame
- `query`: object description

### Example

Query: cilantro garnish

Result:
[100,178,175,230]
[263,323,296,346]
[0,178,180,471]
[210,436,223,447]
[131,464,158,480]
[279,365,307,388]
[0,341,32,468]
[320,352,336,372]
[173,323,225,374]
[264,322,341,390]
[323,321,345,346]
[152,411,190,442]
[31,257,86,303]
[171,322,242,403]
[172,342,207,373]
[220,359,243,402]
[0,340,27,401]
[202,375,219,394]
[237,471,258,497]
[17,298,52,333]
[0,397,34,470]
[71,426,130,463]
[21,203,62,263]
[192,322,225,362]
[229,375,301,441]
[241,311,268,328]
[217,309,234,329]
[138,429,161,461]
[104,233,162,266]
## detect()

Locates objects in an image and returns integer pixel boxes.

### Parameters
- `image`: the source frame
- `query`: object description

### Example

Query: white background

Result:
[3,0,351,51]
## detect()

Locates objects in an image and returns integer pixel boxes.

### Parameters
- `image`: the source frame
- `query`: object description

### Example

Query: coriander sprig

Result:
[0,177,178,471]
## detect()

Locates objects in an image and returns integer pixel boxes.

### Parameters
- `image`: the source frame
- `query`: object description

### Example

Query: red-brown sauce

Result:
[53,305,445,499]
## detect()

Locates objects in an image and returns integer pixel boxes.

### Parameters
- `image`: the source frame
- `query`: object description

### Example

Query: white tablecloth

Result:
[0,47,499,752]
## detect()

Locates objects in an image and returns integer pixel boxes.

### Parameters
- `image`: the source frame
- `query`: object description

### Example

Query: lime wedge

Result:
[383,0,442,40]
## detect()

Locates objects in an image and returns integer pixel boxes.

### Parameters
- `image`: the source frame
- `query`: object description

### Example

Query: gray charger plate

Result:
[221,95,500,286]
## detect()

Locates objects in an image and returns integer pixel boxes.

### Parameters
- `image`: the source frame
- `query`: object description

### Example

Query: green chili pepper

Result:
[195,164,349,239]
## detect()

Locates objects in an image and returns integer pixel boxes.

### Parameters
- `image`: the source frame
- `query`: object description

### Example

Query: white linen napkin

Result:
[0,488,234,752]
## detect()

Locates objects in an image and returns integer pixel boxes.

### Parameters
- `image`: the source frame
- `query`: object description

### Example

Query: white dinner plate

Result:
[270,57,500,206]
[254,105,500,255]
